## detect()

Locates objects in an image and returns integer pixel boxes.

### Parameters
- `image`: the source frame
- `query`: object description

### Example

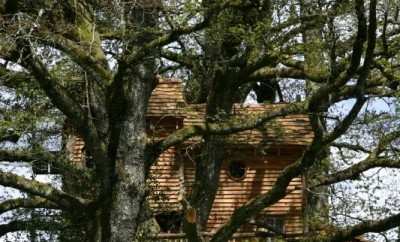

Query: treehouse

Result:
[65,79,315,241]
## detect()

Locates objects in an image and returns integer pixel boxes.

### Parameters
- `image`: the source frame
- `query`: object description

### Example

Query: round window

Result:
[227,161,247,181]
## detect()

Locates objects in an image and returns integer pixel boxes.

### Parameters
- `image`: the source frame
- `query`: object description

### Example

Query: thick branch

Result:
[310,0,376,141]
[0,66,33,90]
[323,96,366,144]
[160,50,195,69]
[18,43,87,132]
[0,219,64,237]
[0,130,20,143]
[317,129,400,187]
[334,0,367,85]
[304,212,400,242]
[152,102,308,158]
[41,33,112,84]
[209,142,322,242]
[306,0,369,111]
[210,79,366,241]
[332,142,370,153]
[0,170,89,209]
[0,149,85,176]
[315,157,400,187]
[124,1,243,67]
[0,149,57,164]
[17,42,109,173]
[246,67,310,83]
[126,15,213,66]
[0,197,58,214]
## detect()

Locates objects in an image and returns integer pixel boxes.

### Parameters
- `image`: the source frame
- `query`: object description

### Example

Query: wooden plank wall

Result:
[64,129,86,169]
[184,153,304,234]
[64,79,312,240]
[148,147,182,212]
[148,146,305,236]
[183,104,314,147]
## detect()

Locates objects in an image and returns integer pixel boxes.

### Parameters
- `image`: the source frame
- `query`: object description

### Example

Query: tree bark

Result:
[102,2,159,241]
[183,68,236,240]
[299,0,330,232]
[107,63,155,241]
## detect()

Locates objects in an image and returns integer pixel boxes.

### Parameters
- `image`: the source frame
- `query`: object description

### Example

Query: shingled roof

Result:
[147,78,186,117]
[147,79,313,146]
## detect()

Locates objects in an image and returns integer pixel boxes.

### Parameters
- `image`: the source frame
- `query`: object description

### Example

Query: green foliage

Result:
[1,0,400,241]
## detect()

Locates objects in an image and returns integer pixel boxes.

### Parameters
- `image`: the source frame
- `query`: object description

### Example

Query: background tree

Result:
[1,0,400,242]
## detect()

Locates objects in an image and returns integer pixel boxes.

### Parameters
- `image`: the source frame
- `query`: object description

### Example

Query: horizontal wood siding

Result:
[65,79,312,240]
[149,148,182,211]
[148,147,304,235]
[184,155,304,234]
[147,79,186,117]
[183,105,313,146]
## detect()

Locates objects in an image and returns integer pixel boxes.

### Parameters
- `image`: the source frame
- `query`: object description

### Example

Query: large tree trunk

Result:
[59,74,155,242]
[106,2,159,241]
[107,66,155,241]
[110,140,147,242]
[184,70,236,240]
[299,0,330,232]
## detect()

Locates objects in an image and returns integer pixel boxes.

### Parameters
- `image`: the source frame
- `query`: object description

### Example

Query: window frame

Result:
[226,160,248,181]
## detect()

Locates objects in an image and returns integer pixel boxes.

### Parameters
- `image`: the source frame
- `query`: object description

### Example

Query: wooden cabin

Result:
[66,79,314,241]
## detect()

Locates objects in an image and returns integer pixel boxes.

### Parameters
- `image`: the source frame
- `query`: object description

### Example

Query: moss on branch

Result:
[0,170,90,209]
[0,197,58,214]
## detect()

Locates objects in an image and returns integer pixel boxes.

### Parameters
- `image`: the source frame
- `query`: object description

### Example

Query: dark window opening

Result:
[227,161,247,181]
[86,158,94,168]
[146,117,184,137]
[85,150,94,169]
[155,211,183,233]
[253,215,285,235]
